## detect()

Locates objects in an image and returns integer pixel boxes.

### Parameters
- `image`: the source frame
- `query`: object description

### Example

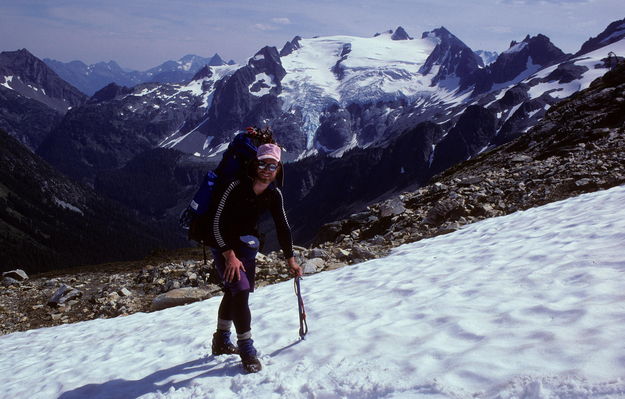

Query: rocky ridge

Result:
[0,49,87,150]
[1,62,624,336]
[44,53,234,96]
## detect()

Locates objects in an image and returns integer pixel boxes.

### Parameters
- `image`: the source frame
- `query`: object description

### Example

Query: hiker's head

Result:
[254,143,282,183]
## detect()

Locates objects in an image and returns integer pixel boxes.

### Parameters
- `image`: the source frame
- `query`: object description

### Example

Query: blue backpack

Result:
[181,127,275,244]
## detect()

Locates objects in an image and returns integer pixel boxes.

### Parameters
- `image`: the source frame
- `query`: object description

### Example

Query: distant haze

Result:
[1,0,623,70]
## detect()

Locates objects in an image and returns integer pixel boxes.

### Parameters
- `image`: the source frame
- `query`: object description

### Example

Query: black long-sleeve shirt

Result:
[209,177,294,259]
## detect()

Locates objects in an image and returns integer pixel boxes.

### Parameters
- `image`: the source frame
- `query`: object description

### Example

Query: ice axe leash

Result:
[294,276,308,340]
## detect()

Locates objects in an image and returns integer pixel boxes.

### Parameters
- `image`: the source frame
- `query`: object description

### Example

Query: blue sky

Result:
[1,0,623,70]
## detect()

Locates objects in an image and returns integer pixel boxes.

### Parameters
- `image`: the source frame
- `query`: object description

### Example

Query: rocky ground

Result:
[0,244,359,336]
[2,62,624,337]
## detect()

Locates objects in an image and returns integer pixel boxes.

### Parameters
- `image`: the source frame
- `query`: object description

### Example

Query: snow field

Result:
[1,185,625,398]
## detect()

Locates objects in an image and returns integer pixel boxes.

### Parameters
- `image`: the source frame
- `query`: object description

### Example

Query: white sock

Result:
[217,319,232,331]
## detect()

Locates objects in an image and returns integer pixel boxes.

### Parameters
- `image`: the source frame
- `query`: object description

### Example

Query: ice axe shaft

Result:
[294,276,308,339]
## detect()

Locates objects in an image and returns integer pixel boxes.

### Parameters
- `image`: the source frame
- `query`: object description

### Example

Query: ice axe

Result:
[294,276,308,339]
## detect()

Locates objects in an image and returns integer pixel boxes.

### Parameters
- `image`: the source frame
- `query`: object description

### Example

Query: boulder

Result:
[423,199,468,226]
[302,258,325,274]
[2,269,29,281]
[379,198,406,218]
[48,285,83,307]
[2,277,21,287]
[368,235,386,245]
[351,246,376,261]
[309,248,330,259]
[333,248,351,260]
[151,287,212,311]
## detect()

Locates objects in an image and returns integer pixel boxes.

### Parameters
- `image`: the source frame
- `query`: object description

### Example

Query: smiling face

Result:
[256,159,280,184]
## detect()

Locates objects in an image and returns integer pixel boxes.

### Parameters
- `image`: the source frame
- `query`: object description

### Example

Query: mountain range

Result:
[1,18,624,272]
[43,53,236,96]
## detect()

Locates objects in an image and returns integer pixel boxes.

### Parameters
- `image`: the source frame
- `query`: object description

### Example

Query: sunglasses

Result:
[258,162,279,172]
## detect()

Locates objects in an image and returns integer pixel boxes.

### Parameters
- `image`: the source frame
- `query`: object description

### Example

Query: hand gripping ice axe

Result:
[294,276,308,339]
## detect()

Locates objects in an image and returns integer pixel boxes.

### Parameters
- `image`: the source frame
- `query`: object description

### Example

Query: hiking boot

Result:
[212,330,239,355]
[238,338,262,373]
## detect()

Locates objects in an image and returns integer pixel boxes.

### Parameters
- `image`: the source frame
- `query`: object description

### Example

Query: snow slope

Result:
[2,185,625,398]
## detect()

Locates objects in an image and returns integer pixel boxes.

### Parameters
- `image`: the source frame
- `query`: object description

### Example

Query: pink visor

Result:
[257,143,281,162]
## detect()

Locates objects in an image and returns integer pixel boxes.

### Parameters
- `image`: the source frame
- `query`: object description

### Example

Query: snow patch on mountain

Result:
[249,72,276,97]
[504,41,528,54]
[503,102,524,123]
[528,39,625,100]
[180,61,193,72]
[157,65,237,107]
[179,79,204,96]
[134,86,160,97]
[1,75,14,90]
[155,65,239,153]
[475,50,499,66]
[205,142,230,157]
[53,196,84,215]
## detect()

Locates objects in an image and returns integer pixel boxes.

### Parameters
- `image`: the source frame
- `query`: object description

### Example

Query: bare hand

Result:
[287,257,302,277]
[223,250,245,283]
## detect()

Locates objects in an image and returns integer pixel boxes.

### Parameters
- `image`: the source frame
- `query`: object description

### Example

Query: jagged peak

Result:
[16,48,35,56]
[420,26,476,53]
[247,46,286,80]
[418,25,483,86]
[249,46,281,65]
[391,26,412,41]
[509,33,552,49]
[422,26,453,40]
[192,65,213,80]
[208,53,226,66]
[501,33,566,63]
[280,36,303,57]
[284,35,302,45]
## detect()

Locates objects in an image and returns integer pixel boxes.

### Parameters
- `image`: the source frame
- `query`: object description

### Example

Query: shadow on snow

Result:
[57,356,240,399]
